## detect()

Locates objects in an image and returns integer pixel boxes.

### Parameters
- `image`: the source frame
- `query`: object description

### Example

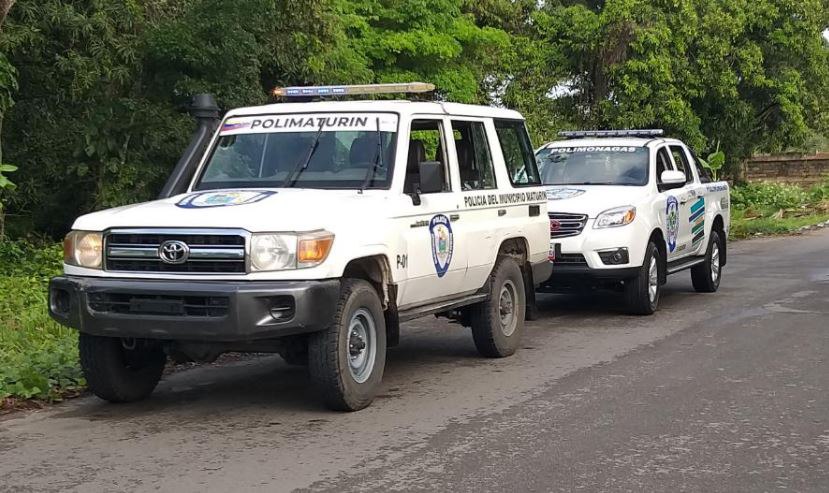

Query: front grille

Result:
[88,292,230,317]
[104,230,246,274]
[555,253,588,266]
[549,213,588,238]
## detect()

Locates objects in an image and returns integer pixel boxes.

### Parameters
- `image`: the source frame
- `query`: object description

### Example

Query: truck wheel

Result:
[470,257,526,358]
[308,279,386,412]
[624,241,662,315]
[78,334,166,403]
[691,230,723,293]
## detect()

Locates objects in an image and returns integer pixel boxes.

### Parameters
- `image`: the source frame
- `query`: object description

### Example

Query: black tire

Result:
[78,334,166,403]
[308,279,386,412]
[470,256,526,358]
[624,241,662,315]
[279,337,309,366]
[692,230,724,293]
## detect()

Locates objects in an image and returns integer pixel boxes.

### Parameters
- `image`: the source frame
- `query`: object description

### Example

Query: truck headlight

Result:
[250,231,334,272]
[63,231,103,269]
[594,206,636,229]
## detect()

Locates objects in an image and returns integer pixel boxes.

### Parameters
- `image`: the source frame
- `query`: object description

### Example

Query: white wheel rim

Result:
[648,256,659,303]
[347,308,376,384]
[711,243,721,283]
[499,280,518,337]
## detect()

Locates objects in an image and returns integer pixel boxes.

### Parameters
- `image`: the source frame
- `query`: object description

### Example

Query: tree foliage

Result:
[1,0,828,238]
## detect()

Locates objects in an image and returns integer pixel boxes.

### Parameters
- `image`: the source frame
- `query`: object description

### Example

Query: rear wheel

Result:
[78,334,166,403]
[308,279,386,411]
[624,241,662,315]
[692,230,724,293]
[470,257,526,358]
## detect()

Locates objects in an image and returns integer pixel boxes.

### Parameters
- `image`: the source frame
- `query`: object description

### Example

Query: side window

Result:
[494,119,541,186]
[405,119,451,194]
[450,120,496,191]
[670,145,694,184]
[689,149,713,183]
[655,147,674,186]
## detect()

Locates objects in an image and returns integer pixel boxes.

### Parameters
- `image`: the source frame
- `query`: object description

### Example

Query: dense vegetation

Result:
[1,0,829,236]
[1,1,829,404]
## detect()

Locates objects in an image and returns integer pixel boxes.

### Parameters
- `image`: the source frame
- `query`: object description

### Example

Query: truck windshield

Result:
[536,146,649,186]
[194,112,398,191]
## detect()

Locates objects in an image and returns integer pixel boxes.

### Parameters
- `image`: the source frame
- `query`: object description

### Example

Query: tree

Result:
[0,0,16,239]
[522,0,829,175]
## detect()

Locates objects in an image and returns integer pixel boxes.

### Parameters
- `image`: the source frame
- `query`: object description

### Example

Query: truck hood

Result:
[73,188,393,232]
[544,185,650,218]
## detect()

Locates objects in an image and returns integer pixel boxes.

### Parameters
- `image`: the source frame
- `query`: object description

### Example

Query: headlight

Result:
[594,206,636,229]
[250,231,334,272]
[250,234,297,272]
[63,231,103,269]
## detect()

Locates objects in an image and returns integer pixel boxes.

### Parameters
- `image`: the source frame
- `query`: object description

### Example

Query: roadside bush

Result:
[0,241,83,402]
[730,182,811,210]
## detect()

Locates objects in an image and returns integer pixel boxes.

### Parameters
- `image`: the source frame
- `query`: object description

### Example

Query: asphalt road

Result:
[1,230,828,492]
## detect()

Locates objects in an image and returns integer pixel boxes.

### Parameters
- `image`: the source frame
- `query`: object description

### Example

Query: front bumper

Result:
[48,276,340,342]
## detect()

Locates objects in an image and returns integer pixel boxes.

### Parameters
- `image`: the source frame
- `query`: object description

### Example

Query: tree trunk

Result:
[0,0,14,27]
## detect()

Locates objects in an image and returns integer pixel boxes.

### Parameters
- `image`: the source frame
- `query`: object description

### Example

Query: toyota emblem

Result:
[550,219,561,232]
[158,240,190,265]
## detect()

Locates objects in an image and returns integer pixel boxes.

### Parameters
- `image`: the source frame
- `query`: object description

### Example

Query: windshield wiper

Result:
[282,120,326,188]
[359,117,384,192]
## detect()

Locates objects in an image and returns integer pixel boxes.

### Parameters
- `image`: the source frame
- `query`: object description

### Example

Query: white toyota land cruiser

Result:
[535,130,730,315]
[48,83,551,411]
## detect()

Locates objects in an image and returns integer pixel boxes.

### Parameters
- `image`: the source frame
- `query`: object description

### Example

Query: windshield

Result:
[195,113,398,191]
[536,146,649,186]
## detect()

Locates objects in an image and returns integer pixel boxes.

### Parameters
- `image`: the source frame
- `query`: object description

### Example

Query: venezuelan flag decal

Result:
[689,197,706,246]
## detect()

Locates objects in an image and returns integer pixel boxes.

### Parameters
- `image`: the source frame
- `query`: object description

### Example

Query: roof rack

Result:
[271,82,436,99]
[558,129,664,139]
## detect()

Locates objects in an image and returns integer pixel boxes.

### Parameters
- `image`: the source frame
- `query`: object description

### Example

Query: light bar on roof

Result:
[558,129,665,138]
[272,82,436,98]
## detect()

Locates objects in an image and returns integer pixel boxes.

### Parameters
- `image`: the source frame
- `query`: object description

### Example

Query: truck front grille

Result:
[88,292,230,317]
[555,253,588,266]
[104,230,246,274]
[549,213,588,238]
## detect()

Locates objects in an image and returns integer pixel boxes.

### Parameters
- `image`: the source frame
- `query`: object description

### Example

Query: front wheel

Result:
[470,257,527,358]
[78,334,166,403]
[308,279,386,411]
[691,230,724,293]
[624,241,662,315]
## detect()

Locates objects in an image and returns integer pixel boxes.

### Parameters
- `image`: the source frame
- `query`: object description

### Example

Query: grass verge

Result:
[0,242,84,409]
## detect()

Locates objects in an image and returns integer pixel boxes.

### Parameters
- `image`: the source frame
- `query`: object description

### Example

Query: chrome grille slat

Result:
[549,212,588,239]
[104,229,247,274]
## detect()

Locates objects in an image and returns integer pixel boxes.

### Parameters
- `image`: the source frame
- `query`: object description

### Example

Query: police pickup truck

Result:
[536,130,730,314]
[48,83,551,411]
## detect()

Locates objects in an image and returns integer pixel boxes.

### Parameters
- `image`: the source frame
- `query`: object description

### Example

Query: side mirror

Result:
[418,161,444,194]
[660,170,686,190]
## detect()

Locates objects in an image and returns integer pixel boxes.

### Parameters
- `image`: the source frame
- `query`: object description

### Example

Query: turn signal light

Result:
[298,233,334,265]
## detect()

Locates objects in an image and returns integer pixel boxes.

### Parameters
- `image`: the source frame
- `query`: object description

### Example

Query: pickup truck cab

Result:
[48,83,551,411]
[536,130,730,314]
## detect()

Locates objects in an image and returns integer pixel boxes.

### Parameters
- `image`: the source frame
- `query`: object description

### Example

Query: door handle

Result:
[449,214,460,221]
[498,209,507,217]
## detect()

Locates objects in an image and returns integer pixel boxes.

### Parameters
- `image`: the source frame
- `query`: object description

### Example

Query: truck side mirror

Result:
[418,161,444,194]
[660,170,686,191]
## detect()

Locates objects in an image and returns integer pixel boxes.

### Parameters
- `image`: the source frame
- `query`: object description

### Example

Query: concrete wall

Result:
[743,154,829,185]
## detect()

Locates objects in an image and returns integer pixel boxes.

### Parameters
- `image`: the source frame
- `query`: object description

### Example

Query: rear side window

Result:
[494,120,541,186]
[451,120,496,190]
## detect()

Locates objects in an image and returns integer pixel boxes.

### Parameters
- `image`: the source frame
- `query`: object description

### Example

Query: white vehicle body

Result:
[49,90,552,410]
[65,100,550,307]
[536,135,730,288]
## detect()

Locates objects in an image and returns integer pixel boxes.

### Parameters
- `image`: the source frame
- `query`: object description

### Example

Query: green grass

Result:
[729,180,829,239]
[0,242,84,404]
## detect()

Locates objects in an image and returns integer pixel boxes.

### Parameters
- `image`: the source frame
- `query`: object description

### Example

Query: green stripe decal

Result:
[690,197,705,214]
